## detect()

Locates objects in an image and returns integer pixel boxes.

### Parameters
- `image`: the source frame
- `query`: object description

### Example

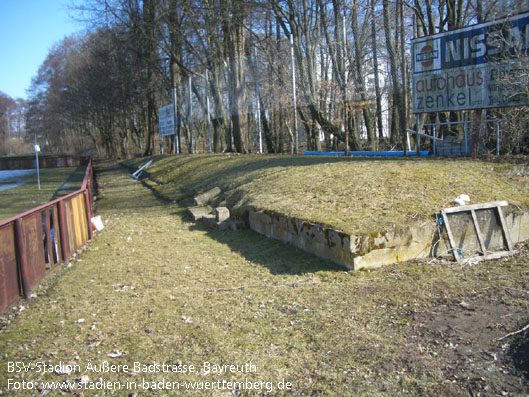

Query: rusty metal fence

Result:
[0,160,94,314]
[0,155,90,170]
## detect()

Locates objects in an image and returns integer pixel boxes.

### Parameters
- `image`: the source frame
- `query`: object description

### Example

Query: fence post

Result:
[496,121,500,156]
[464,122,469,155]
[14,219,31,299]
[433,125,437,156]
[51,205,62,263]
[58,200,69,261]
[84,190,93,240]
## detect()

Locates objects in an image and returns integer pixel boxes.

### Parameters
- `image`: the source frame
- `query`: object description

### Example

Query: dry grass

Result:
[1,161,528,395]
[126,154,529,234]
[0,166,86,222]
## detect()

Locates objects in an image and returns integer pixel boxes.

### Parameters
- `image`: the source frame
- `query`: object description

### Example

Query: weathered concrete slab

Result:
[249,208,356,269]
[248,206,529,270]
[188,205,213,221]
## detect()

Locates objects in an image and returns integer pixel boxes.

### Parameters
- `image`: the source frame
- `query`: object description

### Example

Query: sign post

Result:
[34,141,40,190]
[172,85,180,154]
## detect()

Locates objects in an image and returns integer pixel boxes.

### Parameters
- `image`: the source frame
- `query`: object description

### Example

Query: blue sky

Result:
[0,0,82,100]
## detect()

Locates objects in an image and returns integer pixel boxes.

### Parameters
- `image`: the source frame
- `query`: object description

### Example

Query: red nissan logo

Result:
[421,45,434,67]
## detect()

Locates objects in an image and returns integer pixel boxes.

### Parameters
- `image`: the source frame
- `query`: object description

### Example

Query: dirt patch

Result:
[400,254,529,395]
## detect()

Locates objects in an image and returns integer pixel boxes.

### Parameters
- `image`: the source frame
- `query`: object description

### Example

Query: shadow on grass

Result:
[51,165,87,200]
[100,159,345,275]
[187,220,344,276]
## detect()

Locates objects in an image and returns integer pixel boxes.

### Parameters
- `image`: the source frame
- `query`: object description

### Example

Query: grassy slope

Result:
[0,166,86,222]
[126,155,529,234]
[0,161,527,396]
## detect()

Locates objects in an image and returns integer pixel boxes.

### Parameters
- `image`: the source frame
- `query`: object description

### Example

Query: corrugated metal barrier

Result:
[0,155,90,170]
[0,159,94,314]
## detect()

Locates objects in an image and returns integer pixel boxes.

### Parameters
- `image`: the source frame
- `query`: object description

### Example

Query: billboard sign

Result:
[412,12,529,113]
[158,104,175,136]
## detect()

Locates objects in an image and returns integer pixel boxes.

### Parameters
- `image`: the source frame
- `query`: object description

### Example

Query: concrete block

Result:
[194,187,221,206]
[188,205,213,221]
[215,207,230,223]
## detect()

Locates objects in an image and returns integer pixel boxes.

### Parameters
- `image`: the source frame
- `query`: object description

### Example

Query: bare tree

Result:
[383,0,407,153]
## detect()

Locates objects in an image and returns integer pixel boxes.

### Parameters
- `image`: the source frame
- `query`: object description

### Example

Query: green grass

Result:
[125,154,529,234]
[1,161,527,395]
[0,166,86,221]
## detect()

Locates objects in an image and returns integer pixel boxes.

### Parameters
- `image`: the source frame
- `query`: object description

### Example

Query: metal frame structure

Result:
[440,201,516,262]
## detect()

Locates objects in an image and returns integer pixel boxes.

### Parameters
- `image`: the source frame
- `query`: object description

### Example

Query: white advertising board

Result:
[412,12,529,113]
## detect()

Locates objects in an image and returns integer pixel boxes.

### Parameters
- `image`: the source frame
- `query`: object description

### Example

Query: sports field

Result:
[0,166,86,222]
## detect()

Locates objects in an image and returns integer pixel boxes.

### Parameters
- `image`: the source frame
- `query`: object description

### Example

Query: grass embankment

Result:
[125,155,529,233]
[0,161,528,395]
[0,166,86,221]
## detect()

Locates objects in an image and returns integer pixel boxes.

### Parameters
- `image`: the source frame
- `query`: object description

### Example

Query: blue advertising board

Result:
[412,12,529,113]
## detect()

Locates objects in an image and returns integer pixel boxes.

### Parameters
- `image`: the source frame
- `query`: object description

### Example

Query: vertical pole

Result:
[188,75,194,154]
[84,163,93,240]
[464,122,469,155]
[343,10,348,157]
[416,115,421,155]
[172,84,180,154]
[51,205,62,262]
[433,125,437,156]
[57,200,69,261]
[496,121,500,156]
[471,109,482,158]
[15,219,31,299]
[44,208,53,266]
[83,190,93,240]
[253,47,263,154]
[205,70,212,153]
[413,12,420,157]
[34,136,40,190]
[290,33,299,155]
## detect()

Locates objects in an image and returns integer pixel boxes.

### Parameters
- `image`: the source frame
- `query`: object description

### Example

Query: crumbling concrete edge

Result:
[249,206,529,270]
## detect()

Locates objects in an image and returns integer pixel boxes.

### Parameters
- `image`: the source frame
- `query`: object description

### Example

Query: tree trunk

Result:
[351,0,374,149]
[224,2,248,153]
[142,0,157,156]
[370,0,384,143]
[383,0,407,154]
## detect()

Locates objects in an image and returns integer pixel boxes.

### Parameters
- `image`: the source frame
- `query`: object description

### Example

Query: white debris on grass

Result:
[453,194,471,206]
